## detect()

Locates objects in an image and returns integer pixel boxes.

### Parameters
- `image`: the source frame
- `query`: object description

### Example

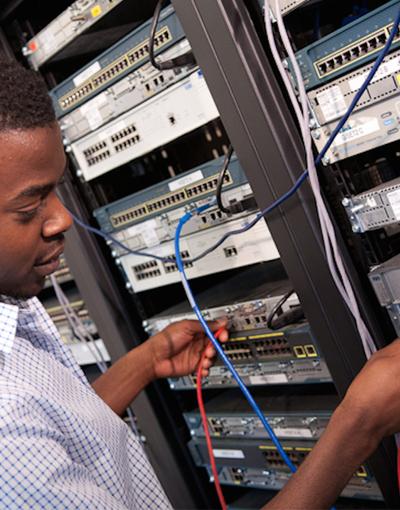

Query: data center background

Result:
[0,0,400,508]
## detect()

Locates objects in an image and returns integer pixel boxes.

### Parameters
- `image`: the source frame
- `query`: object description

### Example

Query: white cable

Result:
[276,0,376,357]
[50,274,140,435]
[265,1,376,357]
[50,274,108,371]
[273,4,375,356]
[272,0,375,356]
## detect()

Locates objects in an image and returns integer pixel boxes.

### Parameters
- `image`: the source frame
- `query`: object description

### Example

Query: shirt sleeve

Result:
[0,395,130,510]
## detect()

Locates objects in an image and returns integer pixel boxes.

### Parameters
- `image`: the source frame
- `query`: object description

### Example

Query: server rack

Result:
[0,0,399,508]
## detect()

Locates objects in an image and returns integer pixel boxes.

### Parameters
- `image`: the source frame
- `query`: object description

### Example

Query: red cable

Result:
[196,328,228,510]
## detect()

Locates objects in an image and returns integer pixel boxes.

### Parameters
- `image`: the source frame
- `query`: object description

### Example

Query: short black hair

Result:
[0,57,55,131]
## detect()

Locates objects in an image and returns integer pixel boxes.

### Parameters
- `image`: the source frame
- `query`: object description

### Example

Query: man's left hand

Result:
[147,319,229,380]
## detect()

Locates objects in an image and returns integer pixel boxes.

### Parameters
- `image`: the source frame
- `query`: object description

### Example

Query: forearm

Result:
[264,404,380,509]
[92,341,155,415]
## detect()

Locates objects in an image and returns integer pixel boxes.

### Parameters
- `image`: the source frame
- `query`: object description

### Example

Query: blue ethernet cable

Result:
[174,205,297,472]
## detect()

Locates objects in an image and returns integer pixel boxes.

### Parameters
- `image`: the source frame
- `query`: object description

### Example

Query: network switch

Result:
[143,260,299,335]
[118,213,279,292]
[184,393,338,441]
[312,96,400,164]
[190,438,381,500]
[60,39,196,143]
[94,154,247,234]
[169,323,331,390]
[106,183,255,254]
[145,286,298,333]
[169,356,331,388]
[72,70,219,181]
[50,5,185,117]
[342,177,400,233]
[23,0,127,70]
[216,323,321,365]
[295,0,400,91]
[308,48,400,126]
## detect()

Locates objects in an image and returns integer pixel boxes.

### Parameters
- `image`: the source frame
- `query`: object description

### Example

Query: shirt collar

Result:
[0,296,30,354]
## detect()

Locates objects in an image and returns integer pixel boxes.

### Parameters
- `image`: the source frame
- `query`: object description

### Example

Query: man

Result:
[0,58,227,509]
[0,57,398,510]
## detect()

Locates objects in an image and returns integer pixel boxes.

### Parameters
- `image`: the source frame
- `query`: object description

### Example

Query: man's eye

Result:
[18,208,39,221]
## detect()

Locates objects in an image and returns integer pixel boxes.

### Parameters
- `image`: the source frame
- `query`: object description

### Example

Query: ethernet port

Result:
[293,345,306,358]
[231,468,244,482]
[318,63,327,76]
[342,51,351,62]
[359,42,368,54]
[224,246,238,257]
[326,59,335,70]
[304,344,317,357]
[334,55,343,66]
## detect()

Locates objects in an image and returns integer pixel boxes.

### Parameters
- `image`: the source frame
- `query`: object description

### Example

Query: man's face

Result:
[0,123,72,298]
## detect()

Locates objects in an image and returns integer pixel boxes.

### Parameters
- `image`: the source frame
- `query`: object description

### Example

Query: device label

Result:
[212,449,245,459]
[387,189,400,220]
[135,220,160,248]
[249,374,288,384]
[169,170,204,191]
[349,56,400,92]
[316,85,347,122]
[73,61,101,87]
[274,427,313,439]
[80,93,108,131]
[334,118,380,146]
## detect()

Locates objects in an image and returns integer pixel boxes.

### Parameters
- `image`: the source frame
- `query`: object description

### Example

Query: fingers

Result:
[209,317,229,332]
[178,317,229,335]
[217,328,229,342]
[205,344,216,358]
[201,357,214,370]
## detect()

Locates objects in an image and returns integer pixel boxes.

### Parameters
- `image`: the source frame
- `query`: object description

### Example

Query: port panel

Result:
[50,5,185,117]
[294,1,400,90]
[72,70,219,181]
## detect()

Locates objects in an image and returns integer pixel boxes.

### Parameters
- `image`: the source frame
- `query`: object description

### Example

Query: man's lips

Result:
[33,246,64,277]
[35,246,64,267]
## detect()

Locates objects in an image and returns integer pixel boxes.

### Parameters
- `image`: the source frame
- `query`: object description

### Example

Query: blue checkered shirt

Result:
[0,296,172,509]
